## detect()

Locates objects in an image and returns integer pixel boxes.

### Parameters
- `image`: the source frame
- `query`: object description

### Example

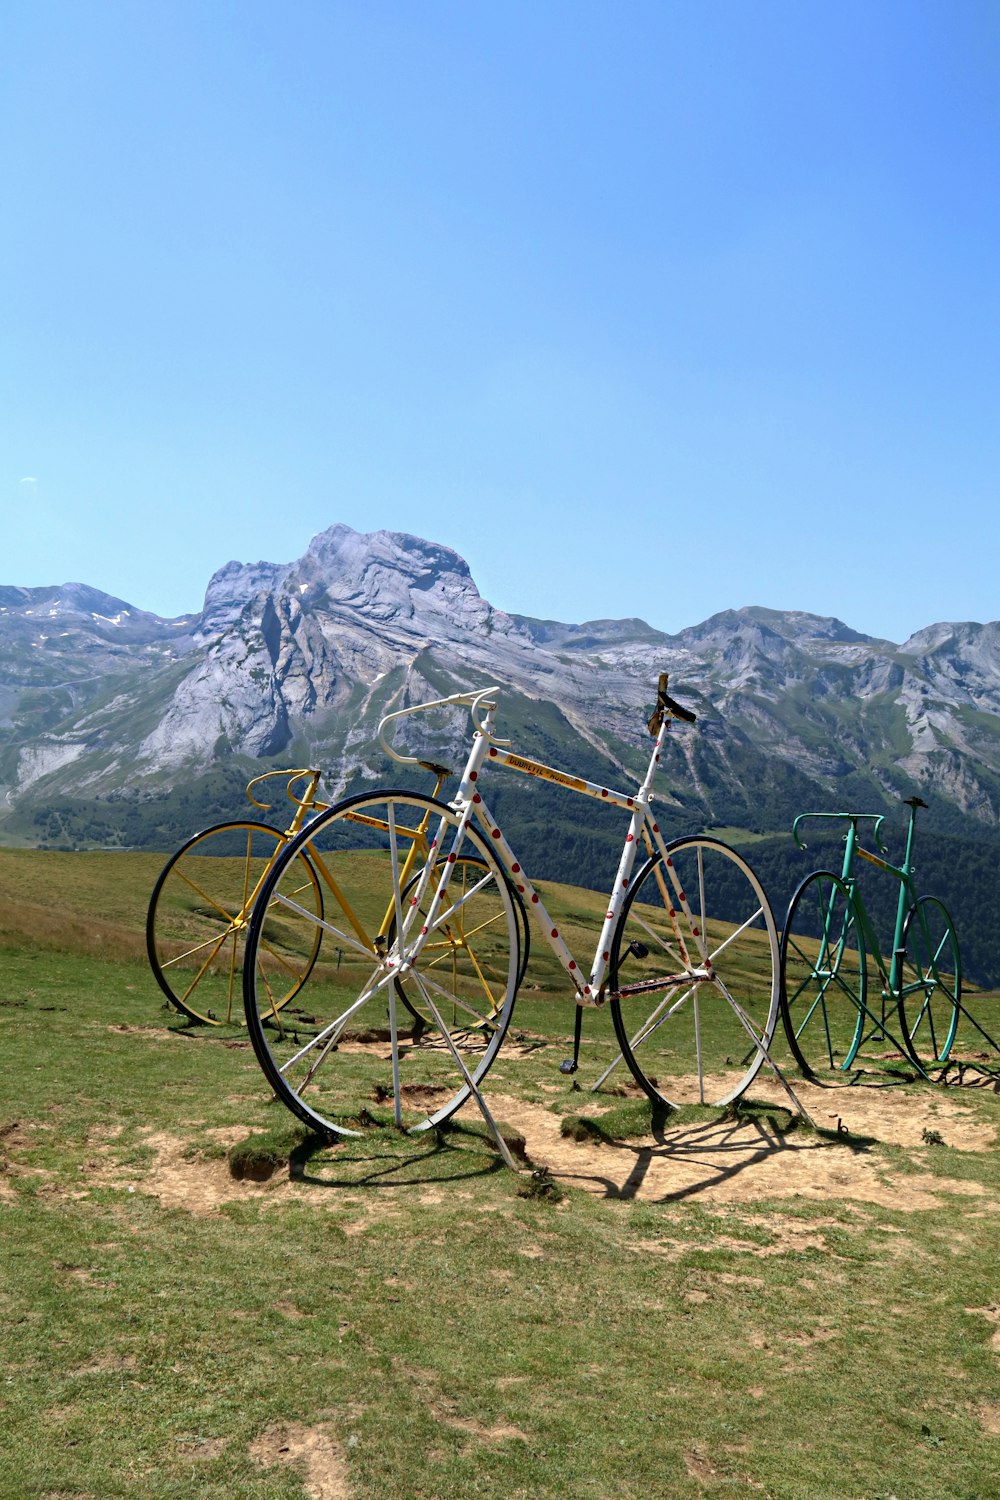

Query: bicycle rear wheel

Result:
[146,821,323,1025]
[779,871,867,1080]
[898,895,960,1066]
[242,791,520,1139]
[608,837,780,1109]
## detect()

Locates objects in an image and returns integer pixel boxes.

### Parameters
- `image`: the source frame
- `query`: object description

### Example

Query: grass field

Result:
[1,848,999,1499]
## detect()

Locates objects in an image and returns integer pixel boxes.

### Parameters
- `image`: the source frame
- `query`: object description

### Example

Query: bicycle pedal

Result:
[559,1059,579,1075]
[628,939,650,959]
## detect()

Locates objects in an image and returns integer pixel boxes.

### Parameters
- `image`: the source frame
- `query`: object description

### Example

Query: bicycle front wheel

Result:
[146,821,323,1025]
[779,871,867,1080]
[898,895,960,1066]
[242,791,520,1139]
[608,837,780,1109]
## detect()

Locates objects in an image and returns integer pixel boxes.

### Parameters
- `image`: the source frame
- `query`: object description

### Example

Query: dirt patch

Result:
[684,1450,718,1482]
[718,1221,837,1255]
[105,1024,180,1041]
[176,1436,228,1460]
[485,1082,1000,1208]
[43,1039,997,1215]
[978,1403,1000,1433]
[966,1305,1000,1355]
[394,1361,527,1446]
[143,1131,298,1211]
[249,1421,350,1500]
[71,1353,139,1377]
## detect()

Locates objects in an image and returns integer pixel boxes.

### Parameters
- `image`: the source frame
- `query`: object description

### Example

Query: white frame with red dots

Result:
[376,681,798,1124]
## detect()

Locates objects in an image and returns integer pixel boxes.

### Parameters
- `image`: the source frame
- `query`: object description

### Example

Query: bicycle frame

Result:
[248,765,458,941]
[216,769,329,932]
[381,686,707,1005]
[377,683,798,1118]
[247,767,329,834]
[793,806,916,994]
[790,800,957,1070]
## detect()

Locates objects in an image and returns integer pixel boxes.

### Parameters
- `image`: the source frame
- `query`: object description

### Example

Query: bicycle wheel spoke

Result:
[706,906,766,966]
[407,972,516,1165]
[243,792,519,1139]
[610,838,779,1108]
[779,871,867,1079]
[411,966,504,1035]
[161,927,232,978]
[274,969,390,1072]
[899,896,960,1066]
[147,822,323,1027]
[626,909,686,969]
[271,889,373,961]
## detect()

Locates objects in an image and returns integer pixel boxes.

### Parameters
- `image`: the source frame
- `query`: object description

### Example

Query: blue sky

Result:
[3,0,998,643]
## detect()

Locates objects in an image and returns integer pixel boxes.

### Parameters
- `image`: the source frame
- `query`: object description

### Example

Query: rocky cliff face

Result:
[2,525,999,845]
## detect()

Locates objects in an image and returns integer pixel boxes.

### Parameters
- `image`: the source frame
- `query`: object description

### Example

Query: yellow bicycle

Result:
[146,762,522,1029]
[146,769,329,1025]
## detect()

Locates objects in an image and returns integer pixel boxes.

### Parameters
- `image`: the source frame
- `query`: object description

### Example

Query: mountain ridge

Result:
[4,522,1000,979]
[2,522,1000,982]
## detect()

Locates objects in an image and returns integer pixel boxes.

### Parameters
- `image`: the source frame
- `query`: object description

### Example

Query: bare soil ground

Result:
[37,1062,997,1220]
[488,1079,999,1210]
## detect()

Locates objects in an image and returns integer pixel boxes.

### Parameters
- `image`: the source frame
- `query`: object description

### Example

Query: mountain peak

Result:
[302,523,476,590]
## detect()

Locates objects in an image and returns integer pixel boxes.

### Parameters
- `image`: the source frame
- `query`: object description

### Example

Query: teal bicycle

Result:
[779,798,963,1080]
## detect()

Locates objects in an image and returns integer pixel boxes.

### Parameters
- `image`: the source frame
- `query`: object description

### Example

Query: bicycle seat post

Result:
[840,817,861,885]
[900,796,928,880]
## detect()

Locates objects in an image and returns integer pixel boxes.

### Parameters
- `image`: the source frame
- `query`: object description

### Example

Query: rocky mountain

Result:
[2,523,999,976]
[3,522,1000,827]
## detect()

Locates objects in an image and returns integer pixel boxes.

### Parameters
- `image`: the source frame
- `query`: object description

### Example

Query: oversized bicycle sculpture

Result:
[146,768,330,1026]
[779,798,997,1082]
[240,675,799,1164]
[147,761,529,1034]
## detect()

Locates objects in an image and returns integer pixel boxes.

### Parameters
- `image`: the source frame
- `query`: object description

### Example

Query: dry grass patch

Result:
[249,1420,351,1499]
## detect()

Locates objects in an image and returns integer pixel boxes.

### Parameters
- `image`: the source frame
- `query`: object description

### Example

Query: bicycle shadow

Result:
[531,1102,879,1204]
[287,1127,515,1191]
[797,1058,1000,1094]
[936,1059,1000,1092]
[261,1066,985,1204]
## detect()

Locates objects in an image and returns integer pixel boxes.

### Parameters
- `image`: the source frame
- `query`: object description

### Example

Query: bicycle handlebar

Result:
[378,670,696,767]
[245,767,325,813]
[646,670,696,737]
[377,686,509,766]
[791,810,888,853]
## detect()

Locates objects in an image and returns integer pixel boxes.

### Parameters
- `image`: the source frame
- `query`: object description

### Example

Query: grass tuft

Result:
[561,1097,673,1142]
[227,1122,322,1180]
[516,1166,564,1202]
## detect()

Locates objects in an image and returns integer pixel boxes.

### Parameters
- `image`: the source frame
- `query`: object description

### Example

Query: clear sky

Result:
[3,0,998,643]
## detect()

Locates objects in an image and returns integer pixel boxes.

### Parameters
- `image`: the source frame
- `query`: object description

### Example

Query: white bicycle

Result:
[241,675,787,1160]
